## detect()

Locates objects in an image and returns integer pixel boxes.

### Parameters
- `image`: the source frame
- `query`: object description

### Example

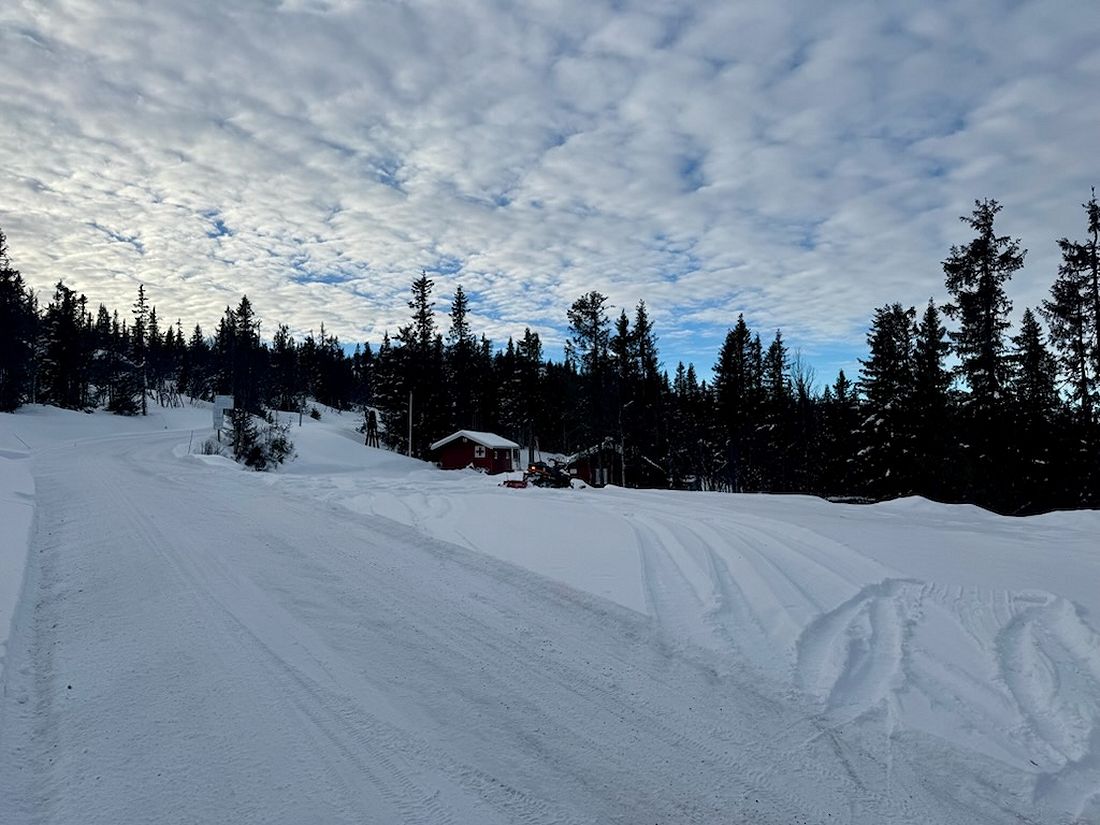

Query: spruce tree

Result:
[497,337,521,439]
[445,285,477,429]
[911,300,953,499]
[447,284,472,345]
[942,199,1023,403]
[668,362,692,486]
[669,362,716,488]
[403,272,437,351]
[373,333,404,451]
[298,329,319,403]
[108,310,142,414]
[390,273,445,457]
[567,291,612,456]
[821,370,858,495]
[471,333,496,432]
[232,295,261,412]
[857,304,916,499]
[630,301,665,487]
[608,310,638,485]
[789,351,820,493]
[713,316,757,491]
[942,199,1023,502]
[183,324,211,401]
[147,306,167,405]
[567,291,611,376]
[0,229,36,411]
[610,310,638,387]
[1044,190,1100,424]
[515,328,543,462]
[351,342,373,412]
[89,303,115,408]
[40,282,92,410]
[1044,265,1092,415]
[1010,309,1057,419]
[269,324,298,412]
[761,330,793,490]
[132,284,149,415]
[1008,309,1059,511]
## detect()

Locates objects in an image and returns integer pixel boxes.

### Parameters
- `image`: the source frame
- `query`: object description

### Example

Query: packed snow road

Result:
[0,411,1092,823]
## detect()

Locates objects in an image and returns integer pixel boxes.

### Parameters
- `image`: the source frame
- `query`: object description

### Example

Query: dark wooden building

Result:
[565,439,623,487]
[429,430,521,474]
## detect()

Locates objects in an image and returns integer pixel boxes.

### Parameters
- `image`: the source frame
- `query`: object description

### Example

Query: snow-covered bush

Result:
[229,409,295,470]
[199,437,223,456]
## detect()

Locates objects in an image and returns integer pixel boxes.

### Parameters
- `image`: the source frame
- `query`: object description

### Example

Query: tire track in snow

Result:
[100,448,411,823]
[632,513,799,683]
[111,446,576,825]
[795,578,917,718]
[995,595,1100,818]
[633,521,720,655]
[583,490,1100,821]
[626,502,882,660]
[20,440,494,825]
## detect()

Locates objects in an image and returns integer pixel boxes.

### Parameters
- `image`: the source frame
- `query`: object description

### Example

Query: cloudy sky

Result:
[1,0,1097,377]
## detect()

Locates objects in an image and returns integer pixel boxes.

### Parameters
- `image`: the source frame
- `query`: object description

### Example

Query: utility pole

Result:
[619,399,634,487]
[407,390,413,457]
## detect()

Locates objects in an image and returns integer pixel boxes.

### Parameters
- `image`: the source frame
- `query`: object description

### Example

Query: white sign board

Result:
[213,395,234,429]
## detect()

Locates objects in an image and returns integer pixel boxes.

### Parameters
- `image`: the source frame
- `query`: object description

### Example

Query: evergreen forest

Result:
[3,195,1100,514]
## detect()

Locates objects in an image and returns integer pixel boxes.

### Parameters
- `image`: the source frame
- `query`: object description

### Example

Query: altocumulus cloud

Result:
[1,0,1097,373]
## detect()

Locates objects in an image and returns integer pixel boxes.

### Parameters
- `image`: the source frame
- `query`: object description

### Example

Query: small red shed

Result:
[429,430,521,474]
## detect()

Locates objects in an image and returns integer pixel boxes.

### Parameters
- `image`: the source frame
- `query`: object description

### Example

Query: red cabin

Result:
[428,431,520,475]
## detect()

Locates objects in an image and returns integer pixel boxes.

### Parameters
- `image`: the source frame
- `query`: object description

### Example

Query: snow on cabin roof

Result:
[429,430,520,452]
[564,437,622,464]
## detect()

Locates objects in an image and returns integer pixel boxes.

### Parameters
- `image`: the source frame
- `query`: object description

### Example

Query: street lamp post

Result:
[619,399,634,487]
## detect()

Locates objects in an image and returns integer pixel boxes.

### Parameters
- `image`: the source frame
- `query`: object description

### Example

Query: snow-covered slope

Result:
[1,404,1098,824]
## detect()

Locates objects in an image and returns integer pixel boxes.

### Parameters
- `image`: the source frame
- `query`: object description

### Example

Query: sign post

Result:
[213,395,233,441]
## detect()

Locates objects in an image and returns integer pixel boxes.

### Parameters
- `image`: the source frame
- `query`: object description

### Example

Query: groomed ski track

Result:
[0,425,1078,823]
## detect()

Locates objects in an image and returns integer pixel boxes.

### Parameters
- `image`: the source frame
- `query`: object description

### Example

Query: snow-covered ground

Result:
[1,404,1098,824]
[0,426,34,671]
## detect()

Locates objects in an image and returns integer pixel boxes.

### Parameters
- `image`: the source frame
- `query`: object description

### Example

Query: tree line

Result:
[2,193,1098,512]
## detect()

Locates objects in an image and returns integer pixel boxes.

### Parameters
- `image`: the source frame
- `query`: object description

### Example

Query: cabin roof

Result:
[429,430,520,452]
